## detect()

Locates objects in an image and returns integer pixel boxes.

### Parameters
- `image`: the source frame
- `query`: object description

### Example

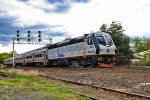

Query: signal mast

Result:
[12,30,52,67]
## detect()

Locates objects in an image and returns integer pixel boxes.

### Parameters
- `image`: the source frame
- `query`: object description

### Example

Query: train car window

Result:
[26,56,32,59]
[35,54,42,58]
[87,37,93,45]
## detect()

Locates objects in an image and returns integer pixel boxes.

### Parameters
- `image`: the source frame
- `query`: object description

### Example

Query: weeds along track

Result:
[7,66,150,99]
[1,68,97,100]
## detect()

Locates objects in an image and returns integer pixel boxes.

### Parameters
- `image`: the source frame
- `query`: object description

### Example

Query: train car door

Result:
[86,36,95,55]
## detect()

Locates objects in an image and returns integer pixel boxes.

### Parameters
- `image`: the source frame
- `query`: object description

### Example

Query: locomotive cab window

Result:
[96,36,106,46]
[105,36,113,46]
[87,37,93,45]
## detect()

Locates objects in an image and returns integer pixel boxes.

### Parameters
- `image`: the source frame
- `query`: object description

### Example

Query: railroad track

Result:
[5,66,150,99]
[39,74,150,100]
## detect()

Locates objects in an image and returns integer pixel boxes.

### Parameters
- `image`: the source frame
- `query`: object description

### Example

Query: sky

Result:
[0,0,150,53]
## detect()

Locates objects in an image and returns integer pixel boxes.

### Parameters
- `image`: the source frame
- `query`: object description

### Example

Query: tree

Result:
[132,37,150,53]
[131,37,143,53]
[100,21,133,57]
[131,35,150,66]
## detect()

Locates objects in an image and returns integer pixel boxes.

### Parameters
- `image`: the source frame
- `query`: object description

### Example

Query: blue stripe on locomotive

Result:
[57,54,64,58]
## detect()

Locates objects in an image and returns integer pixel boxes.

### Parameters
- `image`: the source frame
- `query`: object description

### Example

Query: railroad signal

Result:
[16,30,20,41]
[28,38,30,41]
[27,31,30,37]
[17,38,19,41]
[38,31,41,37]
[14,30,51,43]
[27,31,30,41]
[16,30,19,37]
[38,31,41,42]
[12,30,52,66]
[16,34,19,37]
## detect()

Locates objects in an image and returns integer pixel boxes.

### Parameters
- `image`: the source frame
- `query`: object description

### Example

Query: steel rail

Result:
[39,74,99,100]
[39,74,150,100]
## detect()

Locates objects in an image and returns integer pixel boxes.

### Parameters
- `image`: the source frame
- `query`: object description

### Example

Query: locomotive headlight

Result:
[113,50,115,54]
[106,44,109,47]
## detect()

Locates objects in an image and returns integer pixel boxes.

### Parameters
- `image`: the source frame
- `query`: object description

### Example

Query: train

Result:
[4,31,116,67]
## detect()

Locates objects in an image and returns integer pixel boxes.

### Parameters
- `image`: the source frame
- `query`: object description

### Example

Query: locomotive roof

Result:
[94,31,111,37]
[48,33,89,49]
[58,34,89,44]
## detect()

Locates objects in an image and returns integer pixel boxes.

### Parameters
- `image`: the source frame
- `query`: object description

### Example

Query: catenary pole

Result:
[12,38,15,67]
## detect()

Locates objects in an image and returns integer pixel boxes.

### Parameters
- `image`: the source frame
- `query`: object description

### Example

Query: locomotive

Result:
[4,31,116,67]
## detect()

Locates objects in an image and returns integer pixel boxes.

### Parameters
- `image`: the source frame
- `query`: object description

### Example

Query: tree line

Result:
[131,36,150,65]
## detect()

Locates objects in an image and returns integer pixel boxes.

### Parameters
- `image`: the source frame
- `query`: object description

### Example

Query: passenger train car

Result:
[4,31,116,67]
[4,58,13,66]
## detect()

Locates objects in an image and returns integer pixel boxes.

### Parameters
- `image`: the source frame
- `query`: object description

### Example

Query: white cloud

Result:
[25,0,55,11]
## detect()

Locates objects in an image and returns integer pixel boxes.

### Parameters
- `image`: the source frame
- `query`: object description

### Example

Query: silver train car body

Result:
[24,48,47,66]
[14,54,24,66]
[4,58,13,66]
[47,31,116,67]
[4,31,116,67]
[4,47,48,66]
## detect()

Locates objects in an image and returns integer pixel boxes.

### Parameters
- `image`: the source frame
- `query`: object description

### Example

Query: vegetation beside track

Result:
[0,69,90,100]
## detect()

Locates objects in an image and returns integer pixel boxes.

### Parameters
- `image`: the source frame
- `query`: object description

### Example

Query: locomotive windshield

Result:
[96,36,106,45]
[96,36,113,46]
[105,36,113,46]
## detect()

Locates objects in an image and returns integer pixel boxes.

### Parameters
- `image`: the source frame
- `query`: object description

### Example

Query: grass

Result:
[0,69,90,100]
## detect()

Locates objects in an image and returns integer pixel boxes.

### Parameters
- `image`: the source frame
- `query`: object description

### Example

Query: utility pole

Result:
[12,30,52,67]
